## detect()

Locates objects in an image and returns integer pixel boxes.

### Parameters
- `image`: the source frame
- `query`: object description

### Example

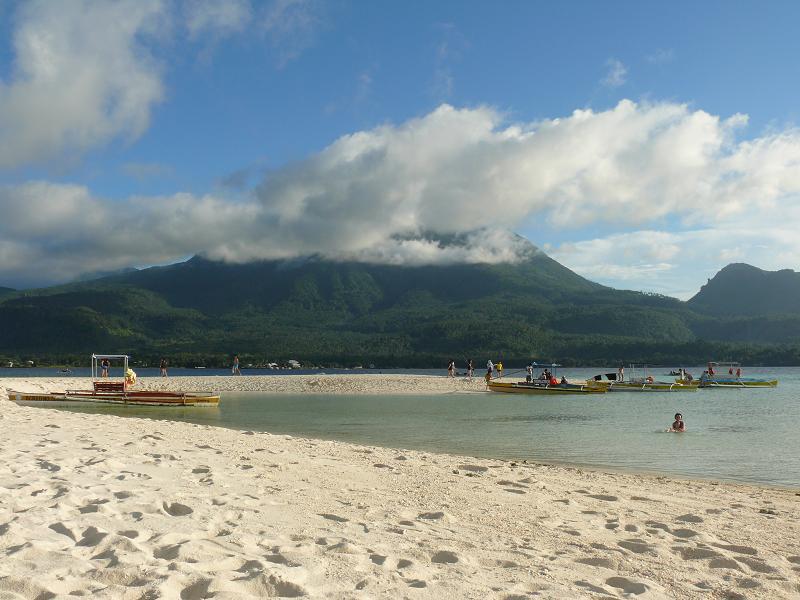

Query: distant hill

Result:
[689,263,800,316]
[1,251,799,366]
[0,287,15,300]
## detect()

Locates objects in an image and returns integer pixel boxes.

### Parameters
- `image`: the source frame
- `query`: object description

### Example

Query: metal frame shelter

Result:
[91,354,129,383]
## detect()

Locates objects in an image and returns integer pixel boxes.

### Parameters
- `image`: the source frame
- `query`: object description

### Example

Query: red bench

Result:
[93,381,126,393]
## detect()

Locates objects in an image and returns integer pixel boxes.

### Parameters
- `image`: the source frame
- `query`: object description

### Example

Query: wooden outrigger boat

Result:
[698,362,777,388]
[589,365,697,392]
[488,380,606,395]
[488,363,606,395]
[9,354,219,406]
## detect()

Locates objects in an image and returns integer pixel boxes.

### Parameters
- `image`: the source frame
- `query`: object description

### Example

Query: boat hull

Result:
[9,390,220,406]
[604,381,697,392]
[699,379,777,388]
[488,381,606,395]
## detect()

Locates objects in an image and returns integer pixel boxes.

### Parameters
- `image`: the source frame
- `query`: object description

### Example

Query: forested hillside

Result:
[1,248,799,366]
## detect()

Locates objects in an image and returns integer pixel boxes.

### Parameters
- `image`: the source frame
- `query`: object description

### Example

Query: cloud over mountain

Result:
[1,100,800,288]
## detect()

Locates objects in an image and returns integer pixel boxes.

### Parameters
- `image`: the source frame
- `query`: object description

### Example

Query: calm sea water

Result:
[8,366,799,487]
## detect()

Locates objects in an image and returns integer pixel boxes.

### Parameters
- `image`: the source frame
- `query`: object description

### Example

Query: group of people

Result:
[446,359,504,381]
[155,355,241,376]
[524,364,564,385]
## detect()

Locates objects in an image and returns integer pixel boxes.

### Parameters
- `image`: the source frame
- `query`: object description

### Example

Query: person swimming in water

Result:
[670,413,685,432]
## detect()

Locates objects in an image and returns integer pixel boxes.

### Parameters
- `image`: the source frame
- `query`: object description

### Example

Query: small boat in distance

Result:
[699,362,777,388]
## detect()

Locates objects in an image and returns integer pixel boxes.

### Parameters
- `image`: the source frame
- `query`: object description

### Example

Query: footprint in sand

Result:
[676,513,704,524]
[369,554,387,565]
[163,502,193,517]
[606,576,649,596]
[397,559,413,569]
[575,580,610,595]
[708,557,741,570]
[76,526,107,547]
[431,550,459,564]
[713,543,757,555]
[418,511,445,521]
[589,494,619,502]
[458,464,488,474]
[36,459,60,472]
[153,543,181,560]
[264,554,300,567]
[497,480,528,489]
[319,513,349,523]
[181,578,212,599]
[49,522,76,541]
[673,546,721,560]
[618,540,654,554]
[118,530,139,539]
[736,557,777,573]
[575,556,616,569]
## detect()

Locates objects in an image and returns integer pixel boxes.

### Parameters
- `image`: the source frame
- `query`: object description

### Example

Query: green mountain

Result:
[0,287,15,300]
[1,249,799,366]
[689,263,800,316]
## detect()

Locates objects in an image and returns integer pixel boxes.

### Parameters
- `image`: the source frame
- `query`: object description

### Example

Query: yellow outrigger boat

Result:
[588,365,697,392]
[698,362,777,388]
[488,363,606,395]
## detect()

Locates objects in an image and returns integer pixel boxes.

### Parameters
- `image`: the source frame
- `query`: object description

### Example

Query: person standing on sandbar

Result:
[232,355,241,375]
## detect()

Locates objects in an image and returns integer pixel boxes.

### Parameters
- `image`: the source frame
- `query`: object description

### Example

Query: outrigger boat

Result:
[9,354,219,406]
[488,363,606,395]
[588,365,697,392]
[698,362,777,388]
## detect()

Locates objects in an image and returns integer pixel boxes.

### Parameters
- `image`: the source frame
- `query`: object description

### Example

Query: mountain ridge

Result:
[1,254,799,365]
[689,262,800,316]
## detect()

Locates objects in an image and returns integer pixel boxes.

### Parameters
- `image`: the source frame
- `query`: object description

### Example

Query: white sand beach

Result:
[1,374,490,396]
[1,376,799,598]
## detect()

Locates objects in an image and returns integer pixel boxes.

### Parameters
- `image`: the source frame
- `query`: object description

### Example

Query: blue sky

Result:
[1,0,800,297]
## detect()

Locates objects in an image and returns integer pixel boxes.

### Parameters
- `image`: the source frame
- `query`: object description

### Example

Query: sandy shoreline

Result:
[0,374,489,396]
[1,377,799,598]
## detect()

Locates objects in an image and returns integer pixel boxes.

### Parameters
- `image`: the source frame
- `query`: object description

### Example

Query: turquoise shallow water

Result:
[16,366,800,487]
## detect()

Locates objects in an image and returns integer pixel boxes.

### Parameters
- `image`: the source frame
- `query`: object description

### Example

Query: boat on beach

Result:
[9,354,220,406]
[699,362,778,388]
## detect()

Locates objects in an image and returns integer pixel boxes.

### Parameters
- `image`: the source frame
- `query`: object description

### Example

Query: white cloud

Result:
[0,0,167,169]
[185,0,251,38]
[550,224,800,300]
[2,99,800,293]
[262,0,322,67]
[645,48,674,64]
[602,58,627,87]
